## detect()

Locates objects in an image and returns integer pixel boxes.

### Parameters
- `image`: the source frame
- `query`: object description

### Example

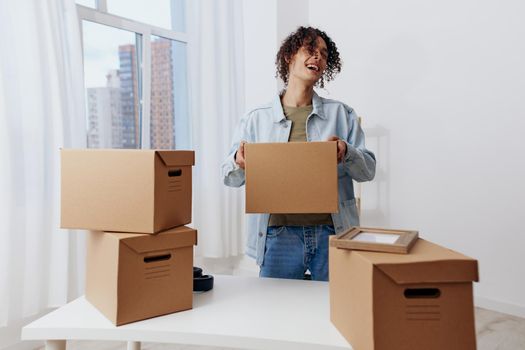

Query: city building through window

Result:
[77,0,188,150]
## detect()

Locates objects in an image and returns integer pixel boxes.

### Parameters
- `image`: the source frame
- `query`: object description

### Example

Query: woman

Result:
[222,26,376,281]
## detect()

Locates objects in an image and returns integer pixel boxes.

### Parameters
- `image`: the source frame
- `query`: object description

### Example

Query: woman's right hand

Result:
[235,141,247,169]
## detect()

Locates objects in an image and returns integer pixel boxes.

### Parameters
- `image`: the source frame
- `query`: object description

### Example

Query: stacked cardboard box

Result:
[61,149,197,326]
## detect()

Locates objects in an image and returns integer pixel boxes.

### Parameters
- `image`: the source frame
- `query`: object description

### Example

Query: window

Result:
[82,21,140,148]
[77,1,188,150]
[106,0,185,31]
[76,0,95,8]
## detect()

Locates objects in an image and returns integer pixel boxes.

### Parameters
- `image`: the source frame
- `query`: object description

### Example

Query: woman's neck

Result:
[281,79,314,107]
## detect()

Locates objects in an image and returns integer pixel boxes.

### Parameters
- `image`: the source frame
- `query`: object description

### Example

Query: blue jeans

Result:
[259,225,336,281]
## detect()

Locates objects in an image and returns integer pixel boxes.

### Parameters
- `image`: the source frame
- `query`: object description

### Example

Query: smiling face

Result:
[276,27,341,89]
[287,36,328,87]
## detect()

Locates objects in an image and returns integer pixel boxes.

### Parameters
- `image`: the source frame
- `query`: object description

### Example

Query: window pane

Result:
[76,0,96,8]
[82,20,142,149]
[107,0,186,32]
[150,36,188,149]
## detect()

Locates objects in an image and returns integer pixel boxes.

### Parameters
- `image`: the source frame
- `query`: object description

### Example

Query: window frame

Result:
[77,1,188,149]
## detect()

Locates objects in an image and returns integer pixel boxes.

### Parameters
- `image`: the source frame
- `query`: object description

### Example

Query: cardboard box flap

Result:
[356,239,479,284]
[155,151,195,167]
[376,260,479,284]
[114,226,197,254]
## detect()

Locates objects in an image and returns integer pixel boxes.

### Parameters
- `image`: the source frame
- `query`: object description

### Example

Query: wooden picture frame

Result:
[330,227,419,254]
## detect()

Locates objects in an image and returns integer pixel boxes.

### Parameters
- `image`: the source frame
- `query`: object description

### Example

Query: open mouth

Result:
[306,64,320,72]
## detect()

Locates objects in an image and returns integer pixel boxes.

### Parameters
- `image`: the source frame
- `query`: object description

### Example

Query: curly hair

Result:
[276,26,342,88]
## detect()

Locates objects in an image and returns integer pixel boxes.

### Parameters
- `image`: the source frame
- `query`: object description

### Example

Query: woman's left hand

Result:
[327,136,347,163]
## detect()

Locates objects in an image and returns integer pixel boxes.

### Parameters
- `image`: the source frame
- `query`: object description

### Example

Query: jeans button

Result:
[258,232,263,237]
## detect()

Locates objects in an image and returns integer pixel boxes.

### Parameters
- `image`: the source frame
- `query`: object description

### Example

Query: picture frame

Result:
[330,227,419,254]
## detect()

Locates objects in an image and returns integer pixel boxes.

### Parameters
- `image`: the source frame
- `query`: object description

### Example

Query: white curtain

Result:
[188,0,246,259]
[0,0,86,347]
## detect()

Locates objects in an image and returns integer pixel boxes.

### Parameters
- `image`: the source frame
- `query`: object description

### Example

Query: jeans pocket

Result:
[266,226,286,238]
[324,225,336,235]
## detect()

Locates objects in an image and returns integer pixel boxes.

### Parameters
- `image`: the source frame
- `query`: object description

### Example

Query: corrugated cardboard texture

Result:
[373,268,476,350]
[154,152,193,233]
[156,150,195,166]
[245,142,338,213]
[61,149,194,233]
[330,241,375,350]
[350,239,479,284]
[85,226,197,326]
[86,230,120,324]
[329,237,478,350]
[116,226,198,253]
[117,243,193,325]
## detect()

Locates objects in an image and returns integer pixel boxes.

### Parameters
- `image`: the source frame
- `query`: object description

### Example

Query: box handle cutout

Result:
[144,253,171,263]
[404,288,441,299]
[168,169,182,177]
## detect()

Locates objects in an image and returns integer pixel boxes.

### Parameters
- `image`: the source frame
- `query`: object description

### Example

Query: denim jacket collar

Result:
[272,91,326,123]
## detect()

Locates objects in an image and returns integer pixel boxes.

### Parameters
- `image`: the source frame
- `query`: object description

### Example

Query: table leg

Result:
[127,341,141,350]
[45,340,66,350]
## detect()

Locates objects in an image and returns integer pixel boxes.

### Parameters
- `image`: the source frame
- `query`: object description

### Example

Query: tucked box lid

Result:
[155,150,195,167]
[354,239,479,284]
[110,226,197,253]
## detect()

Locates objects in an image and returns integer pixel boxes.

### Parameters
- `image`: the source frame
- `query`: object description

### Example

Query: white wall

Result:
[309,0,525,316]
[277,1,309,46]
[243,0,310,108]
[243,0,278,110]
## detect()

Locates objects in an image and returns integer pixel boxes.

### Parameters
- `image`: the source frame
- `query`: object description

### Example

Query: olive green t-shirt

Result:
[268,105,333,226]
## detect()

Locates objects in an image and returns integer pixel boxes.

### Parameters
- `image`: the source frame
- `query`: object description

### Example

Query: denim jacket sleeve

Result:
[341,106,376,182]
[221,112,252,187]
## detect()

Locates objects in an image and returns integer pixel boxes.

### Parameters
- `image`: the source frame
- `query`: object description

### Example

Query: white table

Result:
[22,275,352,350]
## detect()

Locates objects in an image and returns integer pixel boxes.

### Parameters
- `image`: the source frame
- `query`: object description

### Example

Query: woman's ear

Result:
[285,53,296,65]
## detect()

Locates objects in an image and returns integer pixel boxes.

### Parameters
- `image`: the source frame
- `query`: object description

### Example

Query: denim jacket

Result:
[221,92,376,265]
